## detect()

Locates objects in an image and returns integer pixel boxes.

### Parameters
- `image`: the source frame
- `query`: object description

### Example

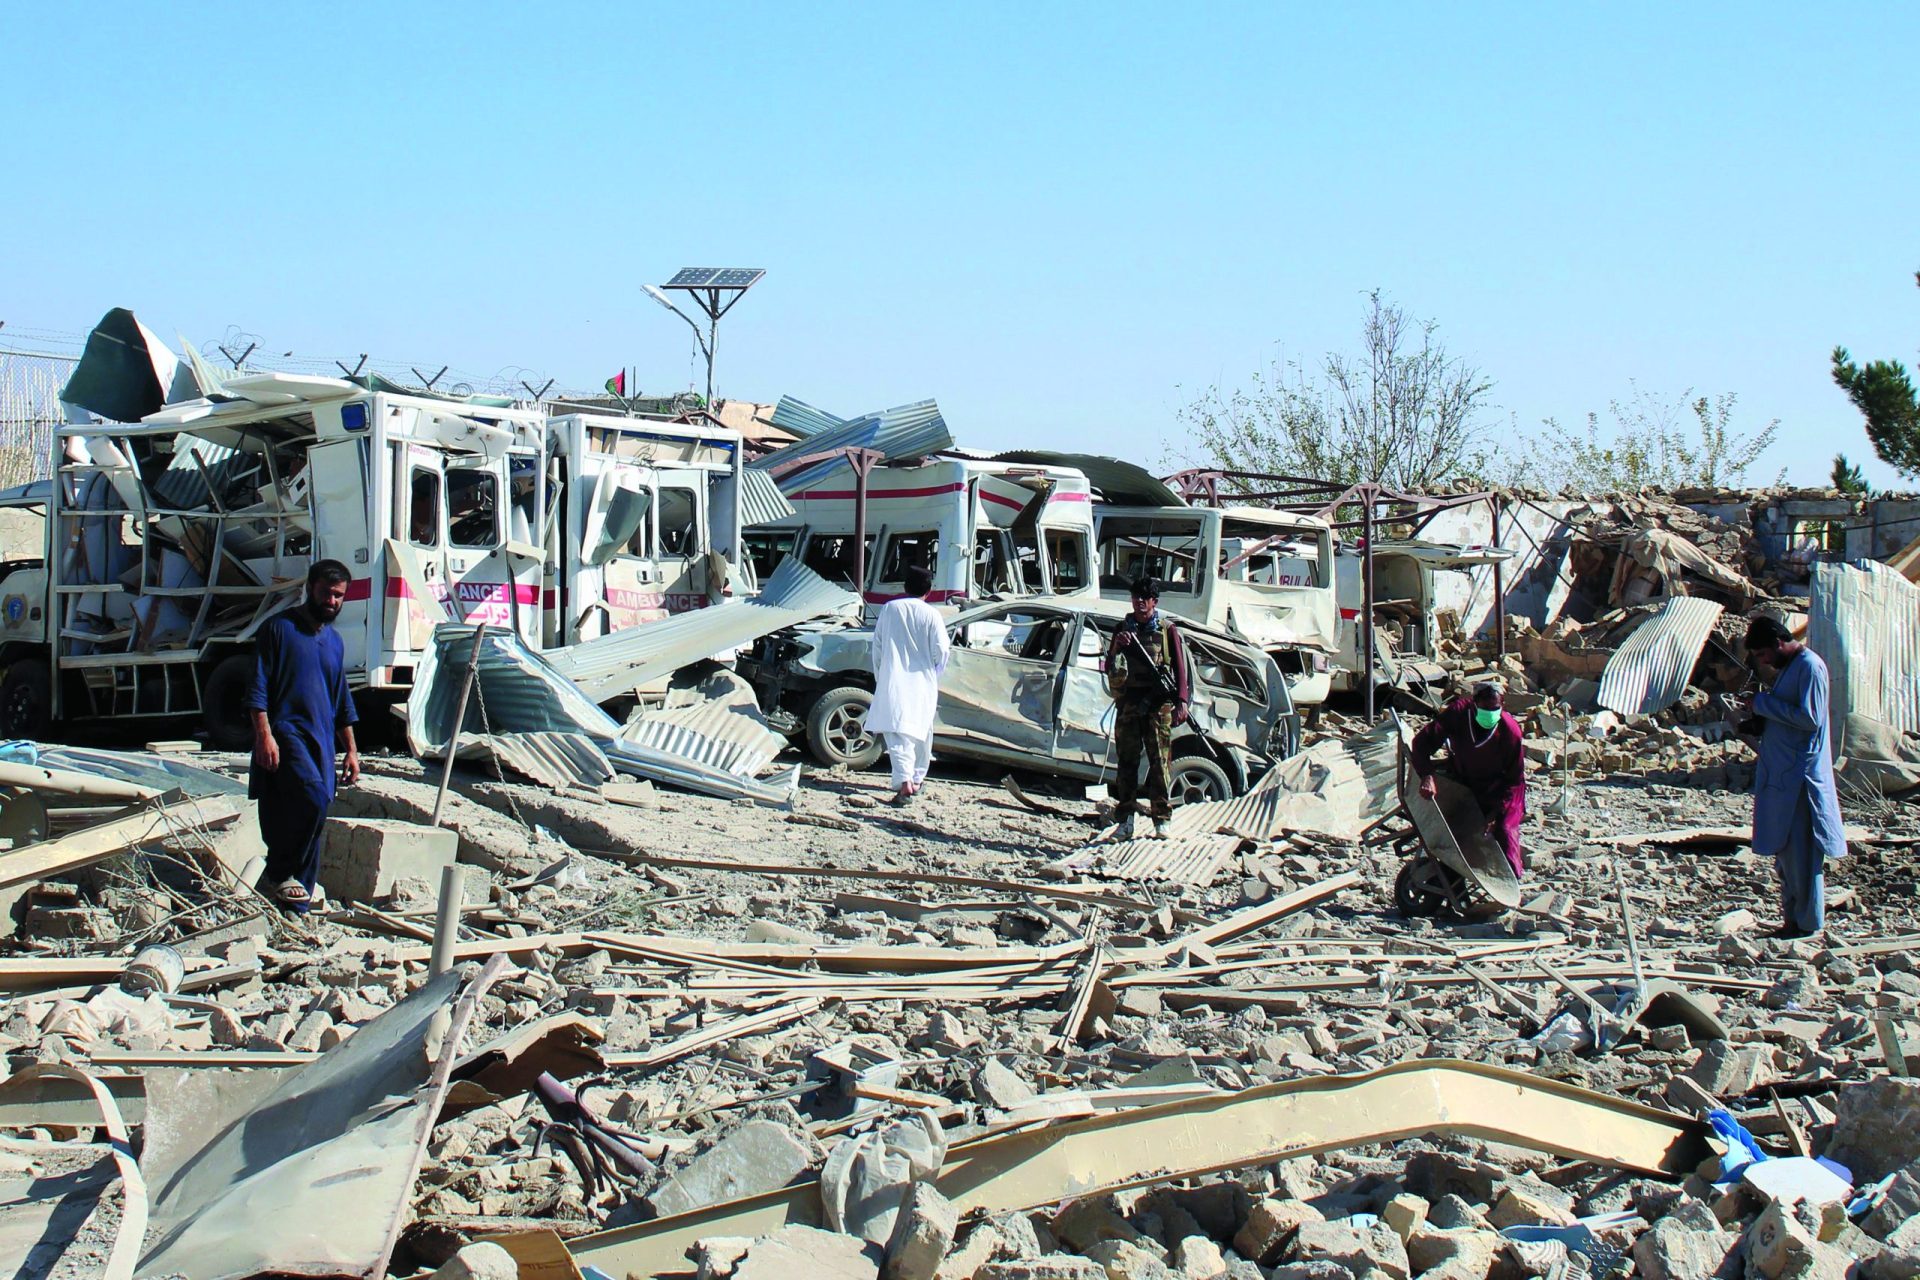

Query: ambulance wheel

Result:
[0,660,50,740]
[1168,754,1233,806]
[1394,858,1465,918]
[806,687,883,770]
[201,654,257,752]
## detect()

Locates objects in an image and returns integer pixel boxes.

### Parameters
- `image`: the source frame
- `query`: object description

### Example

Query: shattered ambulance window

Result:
[879,531,940,584]
[447,470,499,549]
[802,533,874,586]
[1044,530,1088,591]
[745,530,798,579]
[409,469,441,547]
[659,487,698,556]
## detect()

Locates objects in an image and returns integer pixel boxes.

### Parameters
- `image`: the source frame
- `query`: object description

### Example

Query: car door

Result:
[1053,613,1118,769]
[937,604,1072,757]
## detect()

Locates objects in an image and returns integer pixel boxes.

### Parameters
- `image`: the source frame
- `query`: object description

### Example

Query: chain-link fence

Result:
[0,348,70,490]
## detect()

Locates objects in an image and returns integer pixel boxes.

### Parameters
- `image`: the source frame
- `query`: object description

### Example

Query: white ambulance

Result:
[747,457,1099,613]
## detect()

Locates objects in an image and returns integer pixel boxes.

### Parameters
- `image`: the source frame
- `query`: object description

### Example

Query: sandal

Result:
[274,878,311,907]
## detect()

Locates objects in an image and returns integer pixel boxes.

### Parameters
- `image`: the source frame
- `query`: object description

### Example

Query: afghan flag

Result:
[605,370,626,396]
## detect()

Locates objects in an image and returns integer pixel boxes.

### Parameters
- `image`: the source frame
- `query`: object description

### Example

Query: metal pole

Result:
[705,313,717,409]
[429,863,464,976]
[853,457,871,602]
[1492,496,1507,659]
[431,623,488,828]
[1362,497,1378,723]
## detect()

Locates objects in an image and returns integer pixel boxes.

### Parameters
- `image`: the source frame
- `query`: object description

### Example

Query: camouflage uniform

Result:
[1107,615,1182,820]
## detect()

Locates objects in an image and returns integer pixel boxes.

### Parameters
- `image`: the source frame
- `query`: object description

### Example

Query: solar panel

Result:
[663,267,765,290]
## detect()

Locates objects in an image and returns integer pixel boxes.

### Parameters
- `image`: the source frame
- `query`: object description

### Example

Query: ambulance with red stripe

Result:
[4,376,746,749]
[746,457,1099,615]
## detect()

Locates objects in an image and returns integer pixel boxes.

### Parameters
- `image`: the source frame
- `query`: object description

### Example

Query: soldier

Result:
[1105,576,1190,839]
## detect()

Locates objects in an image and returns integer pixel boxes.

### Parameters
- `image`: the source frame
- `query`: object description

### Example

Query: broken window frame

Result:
[407,467,442,548]
[446,467,500,550]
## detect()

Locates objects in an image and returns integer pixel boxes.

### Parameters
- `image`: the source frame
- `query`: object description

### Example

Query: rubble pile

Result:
[1,739,1917,1279]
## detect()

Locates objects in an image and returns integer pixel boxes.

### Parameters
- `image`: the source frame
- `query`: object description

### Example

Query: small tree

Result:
[1523,386,1781,492]
[1174,291,1495,488]
[1832,453,1870,495]
[1833,270,1920,477]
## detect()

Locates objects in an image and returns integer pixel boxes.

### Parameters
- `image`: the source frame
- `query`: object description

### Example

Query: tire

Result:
[201,653,258,751]
[0,660,51,740]
[806,686,884,769]
[1394,858,1467,918]
[1167,753,1233,807]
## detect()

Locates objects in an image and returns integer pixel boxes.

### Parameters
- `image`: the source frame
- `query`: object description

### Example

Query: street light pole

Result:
[644,269,764,411]
[642,285,713,404]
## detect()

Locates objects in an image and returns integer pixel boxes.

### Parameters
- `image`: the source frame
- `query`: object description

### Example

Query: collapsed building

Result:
[0,315,1917,1279]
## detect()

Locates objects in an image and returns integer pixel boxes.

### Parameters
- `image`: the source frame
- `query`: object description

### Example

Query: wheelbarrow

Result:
[1363,717,1523,919]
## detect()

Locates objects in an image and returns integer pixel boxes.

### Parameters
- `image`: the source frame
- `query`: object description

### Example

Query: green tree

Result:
[1173,290,1495,488]
[1832,452,1870,494]
[1521,386,1781,492]
[1833,270,1920,477]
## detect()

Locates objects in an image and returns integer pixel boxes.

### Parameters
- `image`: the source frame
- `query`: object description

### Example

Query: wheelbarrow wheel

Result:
[1395,858,1467,918]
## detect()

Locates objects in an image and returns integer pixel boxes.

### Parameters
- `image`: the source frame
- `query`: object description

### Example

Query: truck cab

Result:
[33,376,550,747]
[545,412,746,646]
[747,457,1099,616]
[1094,505,1337,705]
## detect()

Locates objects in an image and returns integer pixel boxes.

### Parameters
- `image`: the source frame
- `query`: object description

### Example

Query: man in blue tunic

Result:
[247,560,360,912]
[1739,614,1846,938]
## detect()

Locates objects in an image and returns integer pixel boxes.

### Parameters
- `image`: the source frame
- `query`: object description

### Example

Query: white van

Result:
[1094,505,1337,705]
[747,457,1099,613]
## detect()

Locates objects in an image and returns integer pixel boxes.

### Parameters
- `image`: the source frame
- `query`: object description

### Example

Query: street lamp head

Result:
[641,284,678,311]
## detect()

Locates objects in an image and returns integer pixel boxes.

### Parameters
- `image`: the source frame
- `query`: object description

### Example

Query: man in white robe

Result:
[865,564,950,803]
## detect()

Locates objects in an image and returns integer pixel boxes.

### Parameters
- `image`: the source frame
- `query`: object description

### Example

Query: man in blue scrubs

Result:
[247,559,360,911]
[1740,614,1846,938]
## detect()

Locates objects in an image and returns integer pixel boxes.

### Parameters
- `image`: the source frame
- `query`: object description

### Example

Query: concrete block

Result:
[428,1242,518,1280]
[884,1182,958,1280]
[318,817,457,905]
[977,1261,1107,1280]
[1083,1239,1172,1279]
[1288,1219,1410,1280]
[1232,1197,1324,1263]
[647,1120,811,1219]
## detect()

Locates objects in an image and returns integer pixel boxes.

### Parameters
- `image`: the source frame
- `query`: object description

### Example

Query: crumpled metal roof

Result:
[407,625,798,806]
[1047,834,1246,885]
[992,451,1184,509]
[1596,596,1724,717]
[768,396,845,439]
[1159,718,1403,842]
[750,399,951,492]
[1810,560,1920,752]
[618,698,786,780]
[546,558,859,703]
[726,467,797,530]
[480,732,615,791]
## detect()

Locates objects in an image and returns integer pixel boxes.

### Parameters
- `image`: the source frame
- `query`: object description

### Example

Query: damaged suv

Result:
[739,598,1299,803]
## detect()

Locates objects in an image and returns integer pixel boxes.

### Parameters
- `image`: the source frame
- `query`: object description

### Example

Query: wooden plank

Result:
[0,793,245,891]
[585,845,1157,913]
[603,998,821,1070]
[1152,872,1361,959]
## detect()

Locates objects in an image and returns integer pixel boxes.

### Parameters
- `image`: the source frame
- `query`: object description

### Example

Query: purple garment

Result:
[1411,697,1528,876]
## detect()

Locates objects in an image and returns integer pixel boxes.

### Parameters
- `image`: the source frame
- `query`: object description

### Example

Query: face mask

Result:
[1472,707,1500,731]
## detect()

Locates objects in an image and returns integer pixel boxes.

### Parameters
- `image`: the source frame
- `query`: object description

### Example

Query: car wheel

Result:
[201,653,258,751]
[806,686,884,769]
[0,660,51,740]
[1167,753,1232,806]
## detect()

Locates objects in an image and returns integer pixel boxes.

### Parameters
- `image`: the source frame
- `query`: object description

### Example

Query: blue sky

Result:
[3,3,1916,487]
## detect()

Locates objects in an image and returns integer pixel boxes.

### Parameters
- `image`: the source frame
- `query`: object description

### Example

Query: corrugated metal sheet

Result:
[736,468,796,528]
[1596,596,1724,716]
[750,399,952,492]
[406,624,797,806]
[479,732,614,790]
[1811,560,1920,750]
[768,396,845,439]
[992,451,1184,508]
[1160,719,1403,842]
[1047,834,1245,885]
[546,558,860,702]
[618,699,785,779]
